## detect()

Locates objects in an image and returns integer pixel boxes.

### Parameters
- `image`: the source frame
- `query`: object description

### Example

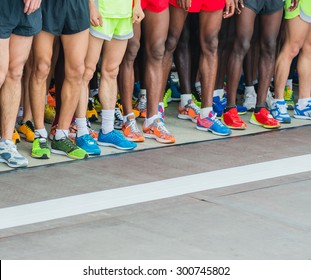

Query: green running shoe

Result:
[32,138,51,159]
[51,137,88,159]
[163,88,172,108]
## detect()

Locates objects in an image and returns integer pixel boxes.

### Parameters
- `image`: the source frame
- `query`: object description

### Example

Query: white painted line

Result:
[1,154,311,230]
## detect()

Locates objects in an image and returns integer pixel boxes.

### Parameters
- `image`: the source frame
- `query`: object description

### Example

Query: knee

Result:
[147,41,165,61]
[0,71,6,88]
[103,64,120,81]
[165,31,180,54]
[66,63,85,84]
[201,34,219,56]
[235,37,251,56]
[124,39,140,62]
[261,39,277,59]
[83,64,97,83]
[6,64,24,82]
[33,59,52,80]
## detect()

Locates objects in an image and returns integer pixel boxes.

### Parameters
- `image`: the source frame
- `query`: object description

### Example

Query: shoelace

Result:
[114,108,123,121]
[39,138,49,149]
[59,138,77,151]
[128,119,140,133]
[210,113,225,127]
[155,120,170,134]
[188,101,200,114]
[276,103,288,114]
[138,96,147,110]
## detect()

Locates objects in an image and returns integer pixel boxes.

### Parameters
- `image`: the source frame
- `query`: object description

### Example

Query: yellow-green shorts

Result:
[90,17,133,41]
[284,0,311,23]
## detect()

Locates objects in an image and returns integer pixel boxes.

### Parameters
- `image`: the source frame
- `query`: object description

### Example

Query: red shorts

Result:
[141,0,169,13]
[169,0,225,13]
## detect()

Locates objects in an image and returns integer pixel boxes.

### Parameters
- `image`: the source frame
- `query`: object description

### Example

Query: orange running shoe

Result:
[133,94,147,118]
[222,107,247,130]
[12,129,21,144]
[122,115,145,142]
[178,100,200,123]
[143,118,176,144]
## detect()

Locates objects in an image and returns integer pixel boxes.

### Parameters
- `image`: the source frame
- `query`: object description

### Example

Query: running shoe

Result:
[163,88,172,108]
[44,104,56,124]
[284,86,295,110]
[243,89,257,111]
[97,129,137,150]
[293,102,311,120]
[192,91,202,108]
[76,133,101,155]
[31,137,51,159]
[250,107,281,129]
[196,111,231,136]
[114,106,123,130]
[143,118,176,144]
[17,120,35,142]
[133,93,147,118]
[47,92,56,108]
[266,89,274,110]
[133,81,140,100]
[86,119,98,140]
[93,94,102,112]
[222,107,247,129]
[49,124,77,142]
[270,100,291,123]
[213,95,226,117]
[51,137,88,159]
[169,76,181,101]
[178,100,200,123]
[0,139,28,168]
[122,115,145,142]
[12,129,21,145]
[86,98,98,122]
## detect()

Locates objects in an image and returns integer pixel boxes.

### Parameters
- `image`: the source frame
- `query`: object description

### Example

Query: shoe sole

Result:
[177,114,197,123]
[51,149,88,159]
[18,133,34,142]
[293,115,311,120]
[0,158,28,168]
[97,141,136,150]
[143,133,175,144]
[196,126,231,136]
[31,153,50,159]
[249,119,281,129]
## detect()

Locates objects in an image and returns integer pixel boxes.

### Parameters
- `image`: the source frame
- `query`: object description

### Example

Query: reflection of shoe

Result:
[250,107,281,129]
[97,129,137,150]
[196,111,231,136]
[0,139,28,168]
[12,129,21,145]
[294,101,311,120]
[143,118,176,144]
[31,138,50,159]
[178,100,200,123]
[122,115,145,142]
[51,137,88,159]
[270,100,291,123]
[44,104,56,124]
[222,107,247,130]
[76,134,101,155]
[86,99,98,122]
[284,86,295,110]
[17,120,35,142]
[133,93,147,118]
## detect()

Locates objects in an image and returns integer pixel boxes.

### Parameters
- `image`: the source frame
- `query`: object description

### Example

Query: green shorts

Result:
[0,0,42,39]
[284,0,311,23]
[90,17,133,41]
[42,0,90,35]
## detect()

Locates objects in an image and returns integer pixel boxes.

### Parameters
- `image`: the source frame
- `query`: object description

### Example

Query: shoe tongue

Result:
[39,138,47,143]
[128,115,135,121]
[208,111,214,118]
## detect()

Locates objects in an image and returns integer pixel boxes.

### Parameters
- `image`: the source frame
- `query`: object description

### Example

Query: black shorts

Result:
[244,0,284,15]
[0,0,42,39]
[42,0,90,35]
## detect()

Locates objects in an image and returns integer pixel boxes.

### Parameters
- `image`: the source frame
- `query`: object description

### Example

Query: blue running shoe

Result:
[293,101,311,120]
[196,111,231,136]
[97,129,137,150]
[169,77,181,101]
[76,134,101,155]
[270,100,291,123]
[133,81,140,100]
[237,105,247,115]
[213,96,226,117]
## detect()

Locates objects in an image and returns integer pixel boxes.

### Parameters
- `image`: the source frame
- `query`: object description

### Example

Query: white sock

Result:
[139,89,147,98]
[101,109,114,134]
[213,89,224,98]
[145,114,159,127]
[200,107,213,119]
[297,98,311,109]
[245,86,256,95]
[123,112,135,123]
[76,117,89,138]
[180,94,192,107]
[195,81,201,93]
[55,129,68,140]
[35,128,48,139]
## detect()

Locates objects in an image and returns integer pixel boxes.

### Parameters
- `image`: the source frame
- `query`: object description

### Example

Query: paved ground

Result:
[1,124,311,260]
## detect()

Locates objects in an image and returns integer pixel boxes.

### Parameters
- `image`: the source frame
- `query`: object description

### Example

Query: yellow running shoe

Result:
[17,120,35,142]
[44,104,56,124]
[12,128,21,144]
